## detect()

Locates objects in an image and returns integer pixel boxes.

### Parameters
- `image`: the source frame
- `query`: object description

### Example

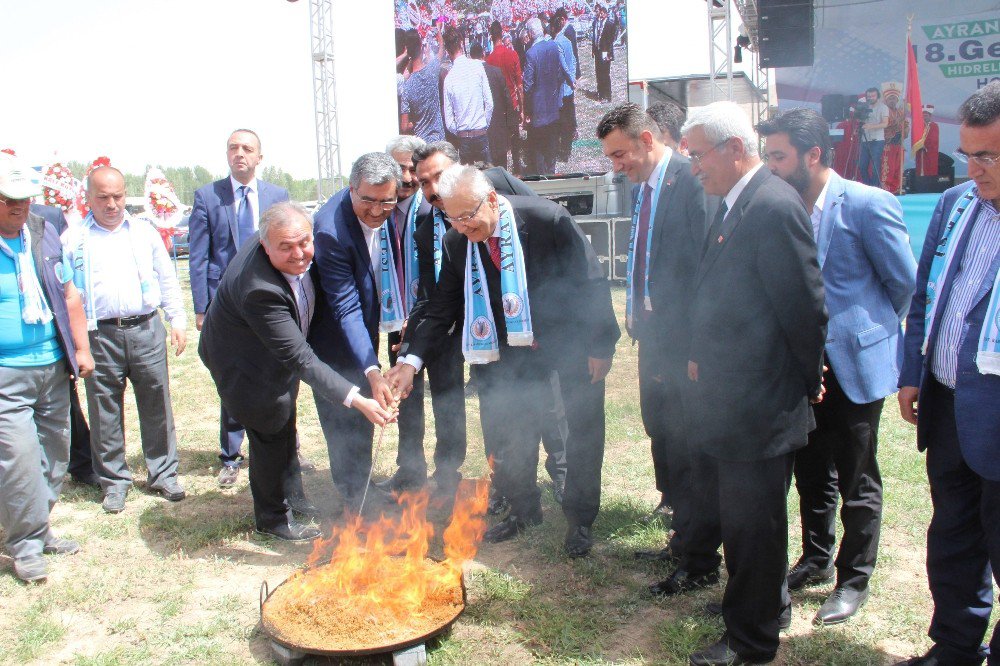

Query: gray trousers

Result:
[85,315,179,492]
[0,362,70,559]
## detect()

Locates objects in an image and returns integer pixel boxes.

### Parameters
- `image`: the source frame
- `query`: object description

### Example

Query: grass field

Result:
[0,261,995,665]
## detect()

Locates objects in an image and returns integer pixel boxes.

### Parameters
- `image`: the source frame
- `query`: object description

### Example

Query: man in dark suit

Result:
[680,102,827,666]
[310,153,399,509]
[597,103,706,568]
[760,109,917,625]
[188,129,290,488]
[199,203,391,541]
[591,4,616,102]
[895,82,1000,666]
[523,17,573,175]
[389,164,619,558]
[470,44,516,172]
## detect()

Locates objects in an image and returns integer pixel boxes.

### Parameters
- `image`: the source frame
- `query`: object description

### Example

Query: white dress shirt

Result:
[230,175,261,230]
[443,55,494,133]
[809,177,831,240]
[86,216,186,329]
[722,163,765,220]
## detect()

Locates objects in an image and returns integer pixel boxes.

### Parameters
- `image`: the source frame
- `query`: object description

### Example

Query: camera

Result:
[848,100,872,122]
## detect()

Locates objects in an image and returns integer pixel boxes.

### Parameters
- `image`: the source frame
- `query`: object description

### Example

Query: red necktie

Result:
[487,237,502,270]
[392,211,405,300]
[632,183,653,319]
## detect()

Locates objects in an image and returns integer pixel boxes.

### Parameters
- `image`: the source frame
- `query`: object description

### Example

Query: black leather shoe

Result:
[375,471,426,494]
[689,639,751,665]
[483,513,542,543]
[152,479,186,502]
[893,644,951,665]
[786,557,834,591]
[705,602,791,630]
[71,472,100,488]
[343,484,394,511]
[649,568,720,596]
[287,496,320,519]
[634,546,678,563]
[256,521,321,542]
[814,586,868,625]
[643,496,673,524]
[564,525,593,558]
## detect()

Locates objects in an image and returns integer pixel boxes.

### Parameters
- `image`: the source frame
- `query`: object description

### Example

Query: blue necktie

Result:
[236,185,254,247]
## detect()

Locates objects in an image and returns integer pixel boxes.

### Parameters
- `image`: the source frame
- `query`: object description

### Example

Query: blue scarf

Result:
[625,155,668,330]
[462,195,532,363]
[402,190,423,312]
[431,208,446,283]
[923,186,1000,376]
[0,226,53,325]
[378,220,405,333]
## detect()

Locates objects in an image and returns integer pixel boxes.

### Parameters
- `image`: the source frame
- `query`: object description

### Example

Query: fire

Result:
[277,476,490,623]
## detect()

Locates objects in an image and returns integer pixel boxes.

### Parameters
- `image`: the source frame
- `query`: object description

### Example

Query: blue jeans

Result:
[859,139,884,187]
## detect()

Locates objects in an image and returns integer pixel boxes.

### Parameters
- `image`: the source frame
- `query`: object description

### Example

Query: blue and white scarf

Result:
[923,186,1000,376]
[431,208,446,282]
[402,190,424,312]
[0,226,53,325]
[378,221,405,333]
[625,155,668,330]
[462,195,532,363]
[66,213,158,331]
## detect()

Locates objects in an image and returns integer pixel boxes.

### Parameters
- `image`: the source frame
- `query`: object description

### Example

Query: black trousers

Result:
[794,365,884,591]
[246,410,302,529]
[557,94,576,161]
[595,56,612,100]
[455,134,490,164]
[66,380,94,478]
[556,354,607,528]
[527,123,558,175]
[923,379,999,665]
[388,330,467,485]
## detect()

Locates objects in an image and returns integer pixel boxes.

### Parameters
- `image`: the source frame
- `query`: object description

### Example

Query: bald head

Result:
[87,166,127,229]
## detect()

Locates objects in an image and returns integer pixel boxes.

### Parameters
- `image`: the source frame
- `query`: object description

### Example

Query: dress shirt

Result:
[722,163,765,221]
[281,269,315,332]
[85,217,187,329]
[809,176,830,240]
[354,221,383,396]
[931,198,1000,388]
[646,148,671,191]
[443,55,494,134]
[230,176,260,230]
[553,30,577,98]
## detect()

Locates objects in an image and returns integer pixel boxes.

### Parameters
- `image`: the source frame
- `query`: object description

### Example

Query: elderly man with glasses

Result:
[310,153,403,511]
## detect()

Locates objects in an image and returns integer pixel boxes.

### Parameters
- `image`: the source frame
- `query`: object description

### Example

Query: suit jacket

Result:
[188,178,289,314]
[310,187,397,382]
[29,204,69,236]
[899,181,1000,480]
[25,213,78,378]
[631,151,707,378]
[818,172,916,404]
[484,61,516,158]
[591,18,616,59]
[684,167,827,461]
[198,237,353,434]
[402,195,620,371]
[524,39,571,128]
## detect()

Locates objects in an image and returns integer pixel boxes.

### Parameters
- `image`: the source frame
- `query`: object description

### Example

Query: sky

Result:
[1,0,753,180]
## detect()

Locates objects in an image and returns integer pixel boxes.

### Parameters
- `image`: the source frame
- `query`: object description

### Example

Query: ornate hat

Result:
[881,81,902,103]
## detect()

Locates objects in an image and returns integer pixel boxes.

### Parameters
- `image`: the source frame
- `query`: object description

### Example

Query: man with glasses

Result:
[0,155,93,582]
[679,102,827,666]
[389,164,619,558]
[896,81,1000,666]
[311,153,401,511]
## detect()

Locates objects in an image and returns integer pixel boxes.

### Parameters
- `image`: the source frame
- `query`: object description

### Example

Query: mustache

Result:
[428,194,441,204]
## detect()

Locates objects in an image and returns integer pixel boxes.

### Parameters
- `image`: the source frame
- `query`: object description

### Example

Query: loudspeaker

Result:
[905,169,955,194]
[821,94,846,122]
[758,0,814,68]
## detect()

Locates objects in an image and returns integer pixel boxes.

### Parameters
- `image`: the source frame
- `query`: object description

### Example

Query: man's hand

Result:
[588,357,612,384]
[75,349,95,379]
[898,386,919,424]
[352,395,396,427]
[367,368,395,409]
[391,319,407,354]
[195,313,205,331]
[687,361,699,382]
[811,364,829,405]
[171,328,187,356]
[386,362,418,400]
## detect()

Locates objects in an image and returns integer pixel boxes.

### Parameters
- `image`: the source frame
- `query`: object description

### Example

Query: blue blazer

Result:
[188,178,289,314]
[900,181,1000,481]
[310,187,395,382]
[818,172,916,404]
[29,204,69,236]
[523,39,571,128]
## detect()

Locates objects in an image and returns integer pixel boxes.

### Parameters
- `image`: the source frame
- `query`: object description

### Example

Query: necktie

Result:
[391,212,405,302]
[295,275,310,334]
[703,201,729,256]
[236,185,255,248]
[633,183,653,317]
[487,237,502,270]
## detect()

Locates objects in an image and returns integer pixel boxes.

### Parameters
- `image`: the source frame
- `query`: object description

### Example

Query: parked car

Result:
[172,215,190,257]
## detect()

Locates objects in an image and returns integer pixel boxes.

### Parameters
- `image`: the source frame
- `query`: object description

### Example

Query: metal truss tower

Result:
[733,0,772,125]
[310,0,342,201]
[707,0,734,102]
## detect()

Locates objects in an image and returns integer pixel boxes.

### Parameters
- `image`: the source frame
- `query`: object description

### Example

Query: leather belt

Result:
[456,128,488,138]
[97,311,156,328]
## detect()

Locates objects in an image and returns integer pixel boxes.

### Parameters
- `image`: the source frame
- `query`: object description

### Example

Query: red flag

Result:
[907,36,925,151]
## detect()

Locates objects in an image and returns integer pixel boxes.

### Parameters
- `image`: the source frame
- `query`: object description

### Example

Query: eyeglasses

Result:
[353,192,398,211]
[444,195,488,224]
[953,149,1000,168]
[0,194,32,207]
[689,139,732,166]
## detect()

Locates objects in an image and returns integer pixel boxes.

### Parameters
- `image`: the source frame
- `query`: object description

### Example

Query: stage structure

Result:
[309,0,342,201]
[707,0,735,102]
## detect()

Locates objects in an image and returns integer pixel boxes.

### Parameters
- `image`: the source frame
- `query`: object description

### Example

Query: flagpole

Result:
[902,15,914,193]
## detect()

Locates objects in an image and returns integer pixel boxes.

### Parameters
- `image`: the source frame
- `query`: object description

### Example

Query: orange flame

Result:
[280,476,490,621]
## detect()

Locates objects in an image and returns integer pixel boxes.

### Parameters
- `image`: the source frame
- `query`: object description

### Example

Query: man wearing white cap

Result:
[0,155,94,582]
[915,104,940,177]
